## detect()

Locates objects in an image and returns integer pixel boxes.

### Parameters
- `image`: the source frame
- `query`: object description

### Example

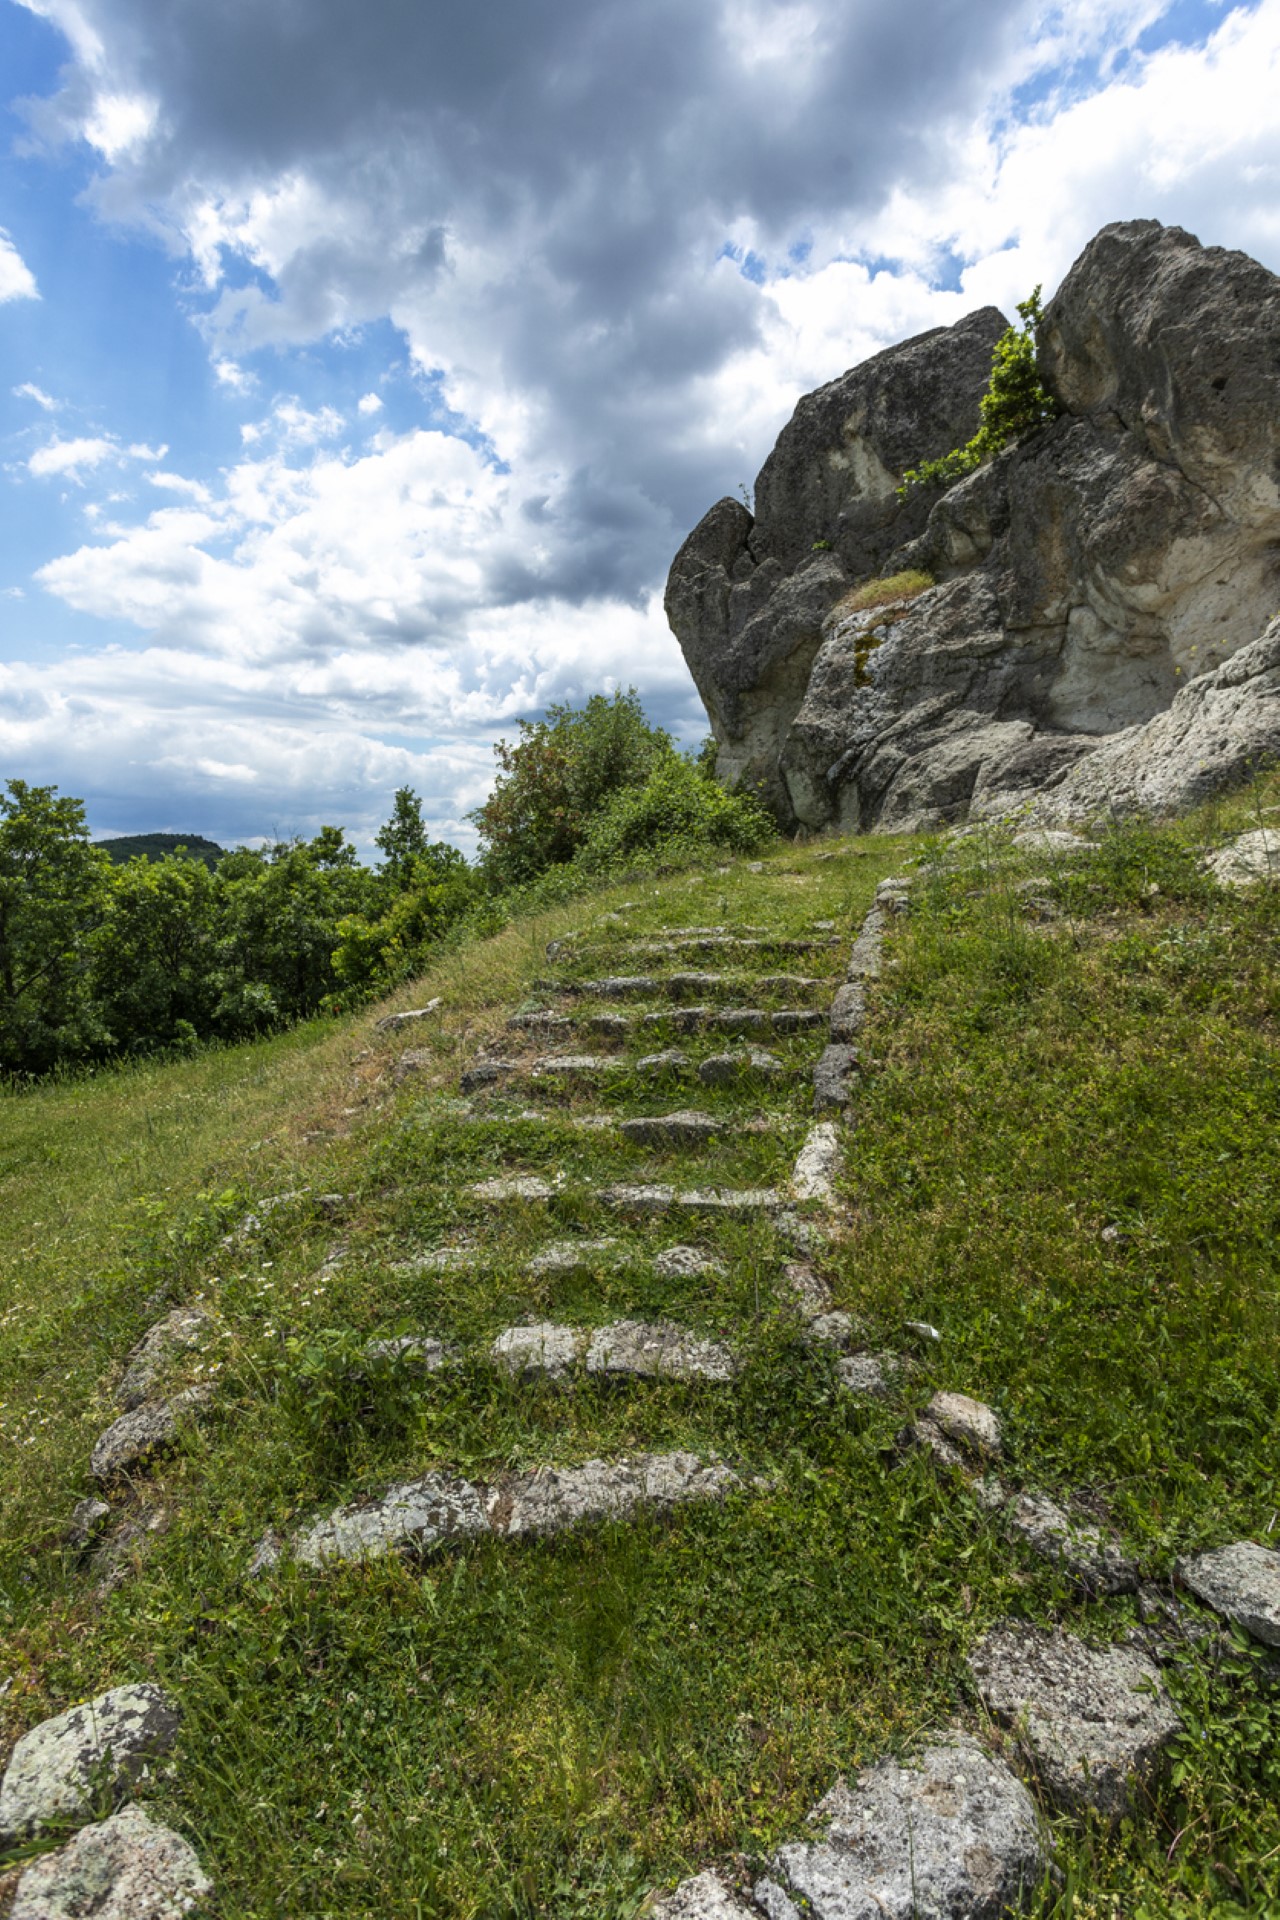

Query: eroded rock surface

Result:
[0,1686,180,1844]
[1177,1540,1280,1646]
[10,1805,211,1920]
[970,1622,1179,1822]
[667,221,1280,831]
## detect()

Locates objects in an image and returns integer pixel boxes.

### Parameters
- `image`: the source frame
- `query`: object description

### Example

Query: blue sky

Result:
[1,0,1277,854]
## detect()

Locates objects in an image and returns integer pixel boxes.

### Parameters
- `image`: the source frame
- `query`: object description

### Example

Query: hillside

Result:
[95,834,227,868]
[0,795,1278,1918]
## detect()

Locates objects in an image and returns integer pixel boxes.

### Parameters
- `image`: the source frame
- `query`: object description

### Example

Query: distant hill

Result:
[96,832,226,869]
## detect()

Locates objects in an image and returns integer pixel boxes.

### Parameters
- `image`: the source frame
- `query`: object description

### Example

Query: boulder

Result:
[1177,1540,1280,1646]
[90,1390,210,1482]
[0,1686,180,1845]
[667,222,1280,830]
[117,1308,211,1411]
[10,1805,210,1920]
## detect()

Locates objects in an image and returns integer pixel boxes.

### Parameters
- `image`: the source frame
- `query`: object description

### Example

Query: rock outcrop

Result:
[667,221,1280,830]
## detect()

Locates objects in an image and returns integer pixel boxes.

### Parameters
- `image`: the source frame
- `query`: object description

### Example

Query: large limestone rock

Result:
[667,221,1280,830]
[0,1685,180,1845]
[10,1805,211,1919]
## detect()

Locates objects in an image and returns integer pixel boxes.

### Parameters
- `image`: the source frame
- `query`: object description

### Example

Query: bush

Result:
[898,289,1059,497]
[574,750,774,874]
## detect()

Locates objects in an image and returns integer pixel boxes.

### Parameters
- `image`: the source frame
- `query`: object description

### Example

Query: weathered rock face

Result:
[667,221,1280,830]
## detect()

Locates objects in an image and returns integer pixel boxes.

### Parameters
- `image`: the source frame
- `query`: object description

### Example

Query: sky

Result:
[0,0,1278,855]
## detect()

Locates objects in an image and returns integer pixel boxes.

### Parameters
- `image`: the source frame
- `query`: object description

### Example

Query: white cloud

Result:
[12,381,58,410]
[28,435,167,480]
[212,357,253,393]
[0,229,38,302]
[357,391,383,415]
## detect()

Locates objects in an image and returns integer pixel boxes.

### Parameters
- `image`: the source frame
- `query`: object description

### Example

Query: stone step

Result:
[405,1238,729,1280]
[492,1317,738,1383]
[463,1045,804,1095]
[505,1006,826,1040]
[539,972,826,1002]
[249,1450,752,1572]
[597,1182,783,1216]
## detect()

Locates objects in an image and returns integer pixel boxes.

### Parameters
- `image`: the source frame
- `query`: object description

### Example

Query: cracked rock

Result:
[0,1685,181,1845]
[926,1391,1002,1459]
[792,1122,842,1203]
[10,1804,211,1920]
[970,1621,1180,1822]
[585,1319,738,1383]
[755,1734,1044,1919]
[90,1389,211,1482]
[116,1309,212,1411]
[286,1473,489,1569]
[491,1323,583,1378]
[1003,1491,1138,1595]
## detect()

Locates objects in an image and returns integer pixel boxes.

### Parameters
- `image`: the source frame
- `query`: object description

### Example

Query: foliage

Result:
[469,690,670,886]
[332,842,477,995]
[0,780,114,1075]
[831,570,935,619]
[574,748,774,873]
[95,832,226,869]
[373,788,431,892]
[898,289,1060,497]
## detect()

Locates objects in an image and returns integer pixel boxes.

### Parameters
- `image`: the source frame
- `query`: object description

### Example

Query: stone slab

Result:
[1177,1540,1280,1646]
[91,1390,211,1482]
[492,1323,583,1378]
[117,1309,211,1411]
[792,1122,841,1203]
[585,1319,738,1383]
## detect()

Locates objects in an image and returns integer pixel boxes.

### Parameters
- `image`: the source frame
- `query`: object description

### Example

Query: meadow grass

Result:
[0,808,1277,1918]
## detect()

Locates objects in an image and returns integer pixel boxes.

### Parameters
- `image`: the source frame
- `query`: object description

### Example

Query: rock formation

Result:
[666,221,1280,830]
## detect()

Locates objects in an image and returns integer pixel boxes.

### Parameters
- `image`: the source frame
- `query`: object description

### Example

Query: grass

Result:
[0,804,1278,1917]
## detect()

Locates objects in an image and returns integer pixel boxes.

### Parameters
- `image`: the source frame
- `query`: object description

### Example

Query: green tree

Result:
[898,289,1060,496]
[211,838,376,1033]
[332,841,476,995]
[470,690,670,886]
[0,781,113,1074]
[375,789,430,892]
[575,748,773,873]
[90,852,218,1052]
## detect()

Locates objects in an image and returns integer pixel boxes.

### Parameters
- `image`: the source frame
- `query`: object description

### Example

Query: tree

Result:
[332,841,476,995]
[898,289,1060,496]
[0,781,113,1073]
[375,789,430,892]
[470,690,670,887]
[211,839,376,1033]
[90,853,218,1053]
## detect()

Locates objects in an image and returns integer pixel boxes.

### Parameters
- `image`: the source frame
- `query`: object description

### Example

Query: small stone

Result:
[620,1110,723,1147]
[792,1121,842,1203]
[507,1011,571,1033]
[838,1353,899,1397]
[117,1308,212,1411]
[698,1048,781,1086]
[601,1182,676,1212]
[642,1007,710,1033]
[813,1043,859,1112]
[904,1319,942,1345]
[927,1390,1002,1458]
[1203,828,1280,888]
[649,1870,754,1918]
[757,974,821,994]
[290,1473,489,1568]
[585,1319,738,1383]
[0,1685,180,1845]
[1177,1540,1280,1646]
[1003,1491,1138,1596]
[491,1452,742,1537]
[362,1336,453,1372]
[10,1805,211,1920]
[679,1186,782,1215]
[714,1008,767,1032]
[783,1261,832,1316]
[970,1622,1180,1822]
[90,1389,211,1481]
[668,973,731,996]
[635,1049,692,1073]
[756,1734,1044,1920]
[532,1053,617,1076]
[580,976,660,999]
[461,1060,519,1092]
[771,1008,825,1032]
[807,1311,856,1350]
[66,1497,112,1550]
[392,1049,434,1080]
[654,1245,726,1280]
[376,998,442,1032]
[828,982,866,1042]
[584,1012,631,1038]
[468,1176,556,1202]
[528,1238,619,1275]
[491,1323,583,1378]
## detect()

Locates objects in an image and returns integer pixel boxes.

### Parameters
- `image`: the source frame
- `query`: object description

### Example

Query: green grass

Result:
[1,811,1278,1918]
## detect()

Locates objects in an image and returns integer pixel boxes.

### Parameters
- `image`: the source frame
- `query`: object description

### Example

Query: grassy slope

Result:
[0,806,1277,1919]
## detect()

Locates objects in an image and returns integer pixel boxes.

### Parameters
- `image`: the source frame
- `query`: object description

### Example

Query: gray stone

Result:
[970,1622,1180,1822]
[784,1261,833,1316]
[491,1452,743,1537]
[0,1686,180,1845]
[585,1012,632,1038]
[714,1008,768,1032]
[828,984,866,1041]
[117,1308,212,1411]
[699,1048,782,1086]
[792,1122,842,1203]
[927,1390,1002,1459]
[654,1245,727,1280]
[642,1007,710,1033]
[636,1050,693,1074]
[528,1238,619,1276]
[1003,1491,1138,1596]
[491,1323,583,1378]
[578,976,660,999]
[90,1390,210,1481]
[468,1175,557,1201]
[376,998,442,1032]
[393,1049,434,1081]
[66,1498,112,1550]
[1202,823,1280,889]
[837,1354,899,1398]
[771,1009,826,1032]
[363,1336,453,1373]
[461,1059,519,1092]
[531,1053,618,1077]
[649,1870,754,1918]
[290,1473,489,1568]
[756,974,821,994]
[1177,1540,1280,1646]
[600,1183,781,1217]
[585,1319,738,1383]
[755,1734,1044,1919]
[807,1311,856,1348]
[507,1011,572,1033]
[620,1109,724,1147]
[668,221,1280,835]
[668,972,734,996]
[813,1044,858,1112]
[904,1319,942,1345]
[10,1804,211,1920]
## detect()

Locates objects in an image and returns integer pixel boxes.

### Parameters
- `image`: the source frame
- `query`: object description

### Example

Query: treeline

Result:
[0,693,771,1076]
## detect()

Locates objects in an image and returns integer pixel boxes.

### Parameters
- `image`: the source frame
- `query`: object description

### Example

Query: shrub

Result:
[898,289,1059,497]
[574,750,774,874]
